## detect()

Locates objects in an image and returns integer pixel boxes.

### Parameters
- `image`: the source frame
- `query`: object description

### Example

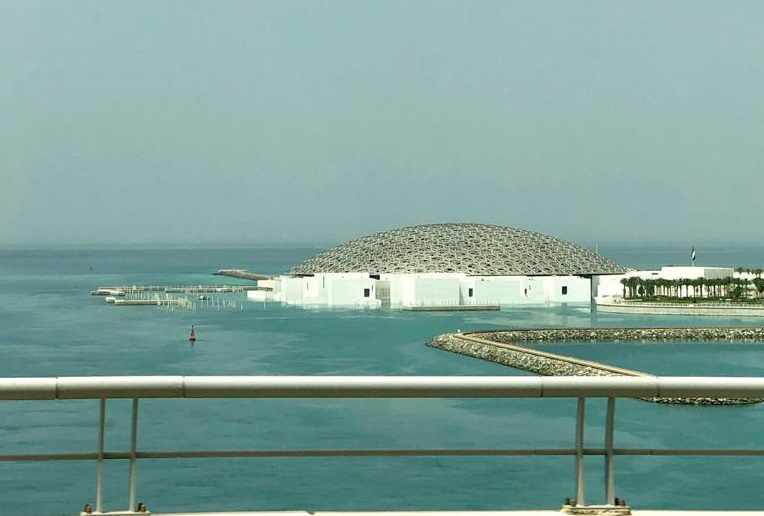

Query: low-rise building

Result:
[247,223,625,309]
[595,266,736,300]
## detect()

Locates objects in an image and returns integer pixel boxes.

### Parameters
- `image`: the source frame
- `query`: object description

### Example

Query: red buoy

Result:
[189,325,196,342]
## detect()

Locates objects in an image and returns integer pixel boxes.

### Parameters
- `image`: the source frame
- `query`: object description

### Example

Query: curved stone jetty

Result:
[428,328,764,405]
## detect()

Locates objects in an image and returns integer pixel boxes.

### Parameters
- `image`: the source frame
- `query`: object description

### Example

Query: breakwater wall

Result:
[470,327,764,343]
[428,328,764,405]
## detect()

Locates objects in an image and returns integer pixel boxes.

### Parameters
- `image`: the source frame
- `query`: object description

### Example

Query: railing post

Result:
[574,396,585,506]
[128,398,139,511]
[605,397,615,505]
[96,398,106,513]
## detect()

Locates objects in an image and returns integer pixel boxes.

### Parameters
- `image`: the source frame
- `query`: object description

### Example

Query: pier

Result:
[104,297,193,307]
[92,284,254,310]
[91,285,258,296]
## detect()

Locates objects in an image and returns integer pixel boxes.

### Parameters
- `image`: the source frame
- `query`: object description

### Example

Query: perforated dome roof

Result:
[289,223,625,276]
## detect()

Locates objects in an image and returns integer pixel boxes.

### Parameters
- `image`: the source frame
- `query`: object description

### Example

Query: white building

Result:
[594,266,735,300]
[247,223,625,310]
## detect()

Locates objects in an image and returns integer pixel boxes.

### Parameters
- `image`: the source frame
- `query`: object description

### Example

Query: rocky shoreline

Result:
[214,269,271,281]
[428,329,764,405]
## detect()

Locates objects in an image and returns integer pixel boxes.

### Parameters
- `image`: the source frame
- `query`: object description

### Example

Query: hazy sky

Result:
[1,1,762,247]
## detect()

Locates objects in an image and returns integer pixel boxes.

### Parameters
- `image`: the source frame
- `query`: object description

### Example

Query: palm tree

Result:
[658,279,667,298]
[643,279,656,299]
[724,276,735,298]
[738,277,751,299]
[635,277,646,298]
[730,278,749,301]
[707,278,720,298]
[671,278,681,298]
[627,277,640,299]
[753,278,764,298]
[682,278,693,297]
[691,277,704,298]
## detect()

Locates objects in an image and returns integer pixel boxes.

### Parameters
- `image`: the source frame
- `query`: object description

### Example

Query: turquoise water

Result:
[1,246,764,515]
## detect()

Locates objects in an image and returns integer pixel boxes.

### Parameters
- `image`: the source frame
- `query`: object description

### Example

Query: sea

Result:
[2,244,764,515]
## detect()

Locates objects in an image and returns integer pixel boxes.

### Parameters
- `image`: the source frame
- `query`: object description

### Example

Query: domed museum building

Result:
[248,223,625,309]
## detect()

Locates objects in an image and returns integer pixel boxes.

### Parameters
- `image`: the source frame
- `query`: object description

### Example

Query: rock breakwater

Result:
[428,328,764,405]
[470,327,764,343]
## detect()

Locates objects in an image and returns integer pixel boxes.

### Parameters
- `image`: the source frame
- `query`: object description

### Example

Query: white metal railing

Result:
[3,375,764,514]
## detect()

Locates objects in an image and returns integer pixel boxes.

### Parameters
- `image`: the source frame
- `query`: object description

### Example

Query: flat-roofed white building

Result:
[246,223,625,310]
[595,266,736,300]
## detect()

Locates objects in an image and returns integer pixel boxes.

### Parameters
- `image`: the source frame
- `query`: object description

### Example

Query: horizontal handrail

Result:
[6,447,764,463]
[4,375,764,400]
[0,449,577,462]
[4,375,764,512]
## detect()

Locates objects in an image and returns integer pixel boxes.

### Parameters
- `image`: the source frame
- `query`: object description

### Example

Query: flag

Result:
[691,246,696,263]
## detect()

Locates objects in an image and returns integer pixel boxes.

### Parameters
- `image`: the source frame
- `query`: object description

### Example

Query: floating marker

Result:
[189,325,196,342]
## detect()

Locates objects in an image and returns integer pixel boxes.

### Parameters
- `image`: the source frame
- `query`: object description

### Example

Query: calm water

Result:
[1,245,764,515]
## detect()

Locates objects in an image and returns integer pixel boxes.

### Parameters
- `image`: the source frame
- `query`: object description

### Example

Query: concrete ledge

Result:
[403,305,500,311]
[596,301,764,317]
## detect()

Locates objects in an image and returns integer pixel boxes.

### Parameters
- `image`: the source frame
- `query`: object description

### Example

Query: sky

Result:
[1,1,762,247]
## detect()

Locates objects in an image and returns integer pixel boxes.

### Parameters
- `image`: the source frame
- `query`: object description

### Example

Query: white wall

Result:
[246,290,272,302]
[382,273,465,307]
[274,273,380,307]
[466,276,589,305]
[544,276,591,304]
[595,271,645,299]
[701,267,735,280]
[327,276,379,307]
[279,277,307,304]
[255,272,593,309]
[303,275,321,300]
[248,278,279,302]
[470,277,523,305]
[410,277,461,307]
[518,277,545,304]
[652,266,733,280]
[383,274,409,307]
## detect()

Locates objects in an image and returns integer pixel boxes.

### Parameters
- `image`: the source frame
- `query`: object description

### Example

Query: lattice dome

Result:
[289,223,625,276]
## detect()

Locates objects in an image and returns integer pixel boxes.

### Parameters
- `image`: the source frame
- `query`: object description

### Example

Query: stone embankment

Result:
[428,328,764,405]
[469,327,764,343]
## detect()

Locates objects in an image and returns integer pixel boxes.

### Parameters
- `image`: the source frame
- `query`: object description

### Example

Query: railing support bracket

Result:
[560,502,631,515]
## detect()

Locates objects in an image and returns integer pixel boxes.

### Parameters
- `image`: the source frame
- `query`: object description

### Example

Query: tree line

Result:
[620,274,764,301]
